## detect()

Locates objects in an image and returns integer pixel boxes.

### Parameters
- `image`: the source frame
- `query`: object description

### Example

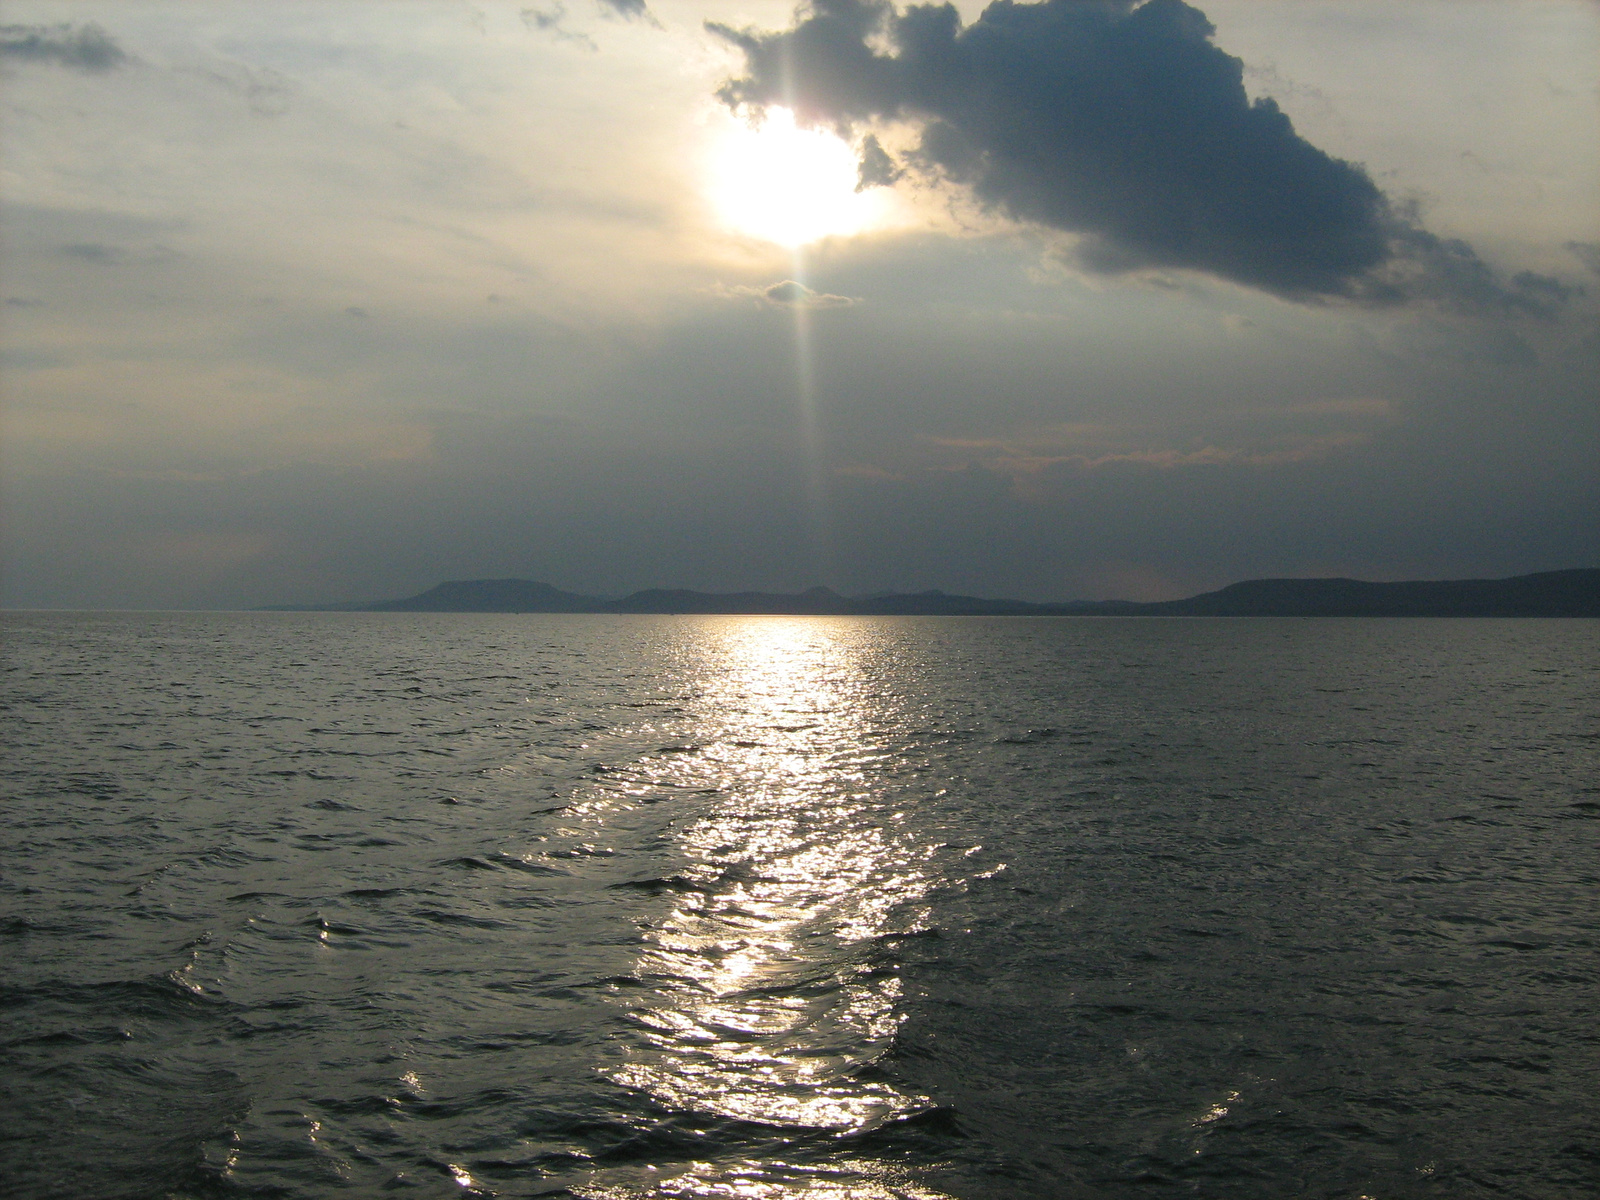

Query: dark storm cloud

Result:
[1509,271,1579,307]
[0,23,126,72]
[710,0,1564,311]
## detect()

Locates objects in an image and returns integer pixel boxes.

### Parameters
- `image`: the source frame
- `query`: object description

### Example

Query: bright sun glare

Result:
[710,108,884,247]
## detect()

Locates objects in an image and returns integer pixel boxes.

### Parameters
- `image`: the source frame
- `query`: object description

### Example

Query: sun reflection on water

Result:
[591,619,951,1198]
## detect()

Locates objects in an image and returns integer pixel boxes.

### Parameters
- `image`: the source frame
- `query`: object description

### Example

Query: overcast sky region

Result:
[2,0,1596,607]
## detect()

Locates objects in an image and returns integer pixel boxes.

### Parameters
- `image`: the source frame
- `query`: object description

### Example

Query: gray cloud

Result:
[0,22,126,72]
[53,238,183,268]
[57,242,123,264]
[743,279,860,308]
[9,378,1593,609]
[1566,241,1600,278]
[596,0,655,21]
[522,4,599,51]
[710,0,1566,313]
[1510,271,1580,307]
[197,61,293,117]
[855,133,902,191]
[523,0,656,46]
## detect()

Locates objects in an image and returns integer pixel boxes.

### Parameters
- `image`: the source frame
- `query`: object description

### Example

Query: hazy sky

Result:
[2,0,1596,607]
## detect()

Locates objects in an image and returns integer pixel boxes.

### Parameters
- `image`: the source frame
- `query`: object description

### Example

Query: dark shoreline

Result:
[260,567,1600,618]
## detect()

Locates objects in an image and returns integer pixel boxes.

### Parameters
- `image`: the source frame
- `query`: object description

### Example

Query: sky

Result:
[1,0,1596,608]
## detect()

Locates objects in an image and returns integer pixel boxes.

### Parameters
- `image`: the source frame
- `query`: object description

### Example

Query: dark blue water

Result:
[2,613,1596,1199]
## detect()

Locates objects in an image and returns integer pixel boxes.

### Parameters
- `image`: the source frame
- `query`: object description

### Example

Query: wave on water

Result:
[2,611,1597,1199]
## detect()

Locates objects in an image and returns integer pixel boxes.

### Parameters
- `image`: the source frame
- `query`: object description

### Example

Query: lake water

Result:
[2,613,1596,1199]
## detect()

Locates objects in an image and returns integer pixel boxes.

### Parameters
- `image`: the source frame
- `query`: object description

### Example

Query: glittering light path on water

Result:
[576,620,956,1198]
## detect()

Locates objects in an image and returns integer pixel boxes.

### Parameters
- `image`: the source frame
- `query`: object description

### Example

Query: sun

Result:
[708,107,885,247]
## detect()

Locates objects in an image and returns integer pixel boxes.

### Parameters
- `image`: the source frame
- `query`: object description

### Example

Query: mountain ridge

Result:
[260,568,1600,617]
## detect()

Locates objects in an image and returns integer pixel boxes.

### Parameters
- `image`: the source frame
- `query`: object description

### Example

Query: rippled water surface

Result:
[2,613,1597,1199]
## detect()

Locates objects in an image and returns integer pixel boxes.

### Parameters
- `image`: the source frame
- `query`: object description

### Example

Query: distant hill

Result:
[365,578,596,612]
[261,568,1599,617]
[1138,570,1600,617]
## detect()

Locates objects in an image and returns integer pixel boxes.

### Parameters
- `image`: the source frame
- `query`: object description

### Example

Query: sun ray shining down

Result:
[702,107,873,578]
[788,248,836,584]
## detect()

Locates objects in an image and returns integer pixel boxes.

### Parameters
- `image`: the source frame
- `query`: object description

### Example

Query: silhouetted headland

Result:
[262,568,1600,617]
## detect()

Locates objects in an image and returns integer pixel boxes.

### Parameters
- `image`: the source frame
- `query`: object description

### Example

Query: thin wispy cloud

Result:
[0,22,126,72]
[596,0,658,25]
[522,4,599,51]
[739,279,861,308]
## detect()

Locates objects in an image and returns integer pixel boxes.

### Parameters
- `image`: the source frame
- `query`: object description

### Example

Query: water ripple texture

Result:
[1,612,1597,1199]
